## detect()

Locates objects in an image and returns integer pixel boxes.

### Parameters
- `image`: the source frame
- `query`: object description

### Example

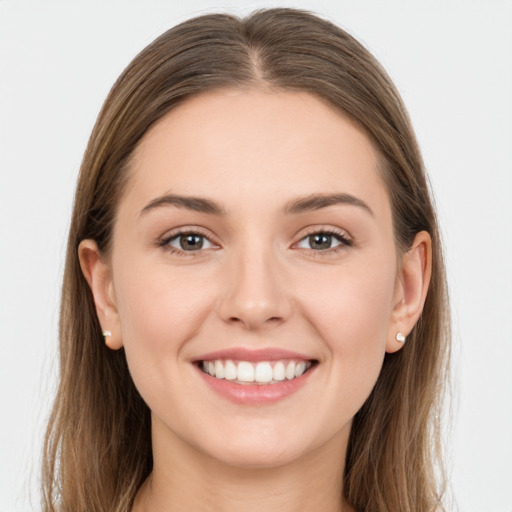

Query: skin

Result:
[79,89,431,512]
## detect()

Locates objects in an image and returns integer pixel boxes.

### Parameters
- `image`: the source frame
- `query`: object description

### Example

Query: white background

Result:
[1,1,511,511]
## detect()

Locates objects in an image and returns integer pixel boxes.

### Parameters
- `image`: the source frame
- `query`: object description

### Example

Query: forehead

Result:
[122,89,390,220]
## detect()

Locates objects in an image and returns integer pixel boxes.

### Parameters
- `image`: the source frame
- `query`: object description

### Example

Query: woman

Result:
[42,8,450,512]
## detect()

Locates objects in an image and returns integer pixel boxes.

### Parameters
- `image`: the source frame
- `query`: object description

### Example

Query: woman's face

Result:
[101,89,404,468]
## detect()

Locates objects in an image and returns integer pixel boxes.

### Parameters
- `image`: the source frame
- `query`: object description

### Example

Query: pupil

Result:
[310,234,331,250]
[180,234,203,250]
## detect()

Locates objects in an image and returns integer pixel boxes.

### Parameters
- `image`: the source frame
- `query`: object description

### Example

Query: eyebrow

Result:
[283,193,374,216]
[140,194,227,216]
[139,192,373,217]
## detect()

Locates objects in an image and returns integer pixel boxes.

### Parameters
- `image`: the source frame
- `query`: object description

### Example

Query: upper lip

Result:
[193,347,315,363]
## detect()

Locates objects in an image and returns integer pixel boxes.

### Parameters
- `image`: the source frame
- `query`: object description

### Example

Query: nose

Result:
[217,243,292,331]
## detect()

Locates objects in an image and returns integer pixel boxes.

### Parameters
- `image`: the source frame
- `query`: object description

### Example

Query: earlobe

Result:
[386,231,432,353]
[78,239,123,350]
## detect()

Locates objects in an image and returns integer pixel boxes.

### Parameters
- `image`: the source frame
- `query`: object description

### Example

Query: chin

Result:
[212,443,303,470]
[194,422,320,470]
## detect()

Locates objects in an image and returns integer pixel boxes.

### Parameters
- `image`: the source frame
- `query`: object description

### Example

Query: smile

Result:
[200,359,313,384]
[194,348,318,404]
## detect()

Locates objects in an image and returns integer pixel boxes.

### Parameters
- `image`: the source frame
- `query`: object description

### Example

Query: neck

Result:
[132,418,354,512]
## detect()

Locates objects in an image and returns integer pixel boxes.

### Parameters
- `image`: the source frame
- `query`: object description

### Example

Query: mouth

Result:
[193,348,318,404]
[197,358,317,385]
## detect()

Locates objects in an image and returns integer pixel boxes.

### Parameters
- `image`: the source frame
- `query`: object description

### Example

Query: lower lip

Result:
[195,364,316,405]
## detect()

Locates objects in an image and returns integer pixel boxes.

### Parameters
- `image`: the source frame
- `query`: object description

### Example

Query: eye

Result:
[296,230,352,251]
[163,232,215,252]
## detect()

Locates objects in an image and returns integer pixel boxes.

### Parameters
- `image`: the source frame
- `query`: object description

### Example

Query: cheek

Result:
[112,262,213,381]
[302,261,395,345]
[298,259,396,398]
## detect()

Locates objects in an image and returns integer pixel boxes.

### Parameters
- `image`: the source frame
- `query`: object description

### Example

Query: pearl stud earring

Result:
[102,330,113,347]
[396,332,406,343]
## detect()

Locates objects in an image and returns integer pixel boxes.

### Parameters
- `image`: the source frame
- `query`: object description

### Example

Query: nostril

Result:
[227,315,282,324]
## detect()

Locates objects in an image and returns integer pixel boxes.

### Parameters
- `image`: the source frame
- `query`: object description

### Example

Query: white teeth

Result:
[224,360,237,380]
[237,361,255,382]
[273,361,286,381]
[214,360,225,379]
[200,359,312,384]
[285,361,295,380]
[295,362,306,377]
[255,362,273,383]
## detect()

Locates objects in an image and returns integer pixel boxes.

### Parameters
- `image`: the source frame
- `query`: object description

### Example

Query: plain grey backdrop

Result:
[1,1,511,511]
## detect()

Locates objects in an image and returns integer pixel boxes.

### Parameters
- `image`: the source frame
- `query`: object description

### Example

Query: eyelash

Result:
[158,228,353,257]
[296,228,353,256]
[158,228,215,257]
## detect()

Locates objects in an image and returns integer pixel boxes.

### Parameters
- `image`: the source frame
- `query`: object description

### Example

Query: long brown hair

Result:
[42,8,450,512]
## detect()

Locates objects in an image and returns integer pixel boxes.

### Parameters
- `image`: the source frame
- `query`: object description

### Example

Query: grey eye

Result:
[297,233,343,251]
[168,234,214,251]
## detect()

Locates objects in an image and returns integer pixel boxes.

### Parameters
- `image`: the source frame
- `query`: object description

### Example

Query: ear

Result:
[78,239,123,350]
[386,231,432,353]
